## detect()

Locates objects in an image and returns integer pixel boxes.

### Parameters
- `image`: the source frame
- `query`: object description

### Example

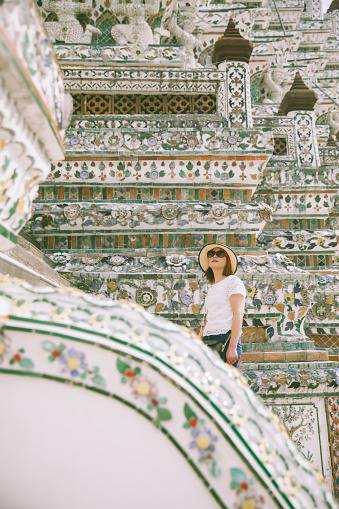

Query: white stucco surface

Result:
[323,0,333,11]
[0,375,219,509]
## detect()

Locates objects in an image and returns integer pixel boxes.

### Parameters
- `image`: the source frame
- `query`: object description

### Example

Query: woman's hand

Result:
[226,346,238,365]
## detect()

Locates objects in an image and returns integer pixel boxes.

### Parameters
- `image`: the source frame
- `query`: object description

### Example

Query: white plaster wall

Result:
[323,0,332,11]
[0,375,219,509]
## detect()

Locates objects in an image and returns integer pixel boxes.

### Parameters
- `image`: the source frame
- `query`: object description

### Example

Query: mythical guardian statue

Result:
[42,0,101,44]
[257,62,290,103]
[327,107,339,137]
[110,0,168,45]
[164,9,203,68]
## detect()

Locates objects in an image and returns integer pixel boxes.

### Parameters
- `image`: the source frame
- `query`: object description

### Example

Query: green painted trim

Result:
[38,183,259,189]
[55,42,184,48]
[66,151,274,157]
[28,228,266,234]
[260,392,339,399]
[0,224,17,245]
[325,396,339,500]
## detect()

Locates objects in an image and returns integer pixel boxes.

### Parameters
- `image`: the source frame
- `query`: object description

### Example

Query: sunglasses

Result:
[207,249,227,258]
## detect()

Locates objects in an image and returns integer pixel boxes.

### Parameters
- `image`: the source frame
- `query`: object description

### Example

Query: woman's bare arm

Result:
[227,294,245,364]
[199,310,207,340]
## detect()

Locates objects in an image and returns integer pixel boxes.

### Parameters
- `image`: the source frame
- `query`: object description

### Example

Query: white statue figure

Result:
[257,63,290,104]
[42,0,101,44]
[110,0,165,45]
[327,107,339,136]
[226,8,271,40]
[164,9,203,68]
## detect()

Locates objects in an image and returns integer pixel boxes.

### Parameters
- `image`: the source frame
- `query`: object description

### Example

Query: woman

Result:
[198,243,246,368]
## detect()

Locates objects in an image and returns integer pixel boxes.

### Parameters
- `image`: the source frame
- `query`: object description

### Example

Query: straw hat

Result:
[198,243,238,274]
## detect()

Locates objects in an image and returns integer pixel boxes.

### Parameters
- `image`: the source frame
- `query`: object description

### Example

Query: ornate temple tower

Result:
[0,0,337,495]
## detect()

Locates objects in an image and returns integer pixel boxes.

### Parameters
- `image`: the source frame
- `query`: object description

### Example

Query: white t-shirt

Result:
[203,275,246,337]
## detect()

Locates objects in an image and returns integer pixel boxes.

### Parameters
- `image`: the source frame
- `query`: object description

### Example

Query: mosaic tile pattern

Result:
[37,185,251,203]
[29,0,339,363]
[28,200,271,233]
[63,124,274,155]
[46,158,269,187]
[326,397,339,499]
[269,404,324,472]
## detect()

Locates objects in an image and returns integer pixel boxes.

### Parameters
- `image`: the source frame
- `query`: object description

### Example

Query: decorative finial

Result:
[279,72,318,115]
[328,0,339,12]
[212,18,254,65]
[327,134,337,146]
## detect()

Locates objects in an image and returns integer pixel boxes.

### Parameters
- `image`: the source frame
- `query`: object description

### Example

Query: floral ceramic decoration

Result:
[181,293,193,306]
[161,204,179,221]
[107,255,127,266]
[165,255,189,267]
[139,257,157,267]
[9,348,34,370]
[136,287,157,308]
[81,257,100,266]
[63,204,80,220]
[230,468,265,509]
[244,365,339,394]
[311,299,333,320]
[47,156,267,186]
[183,403,221,478]
[28,201,268,233]
[41,341,106,386]
[111,208,131,224]
[210,204,228,220]
[49,252,71,264]
[116,358,172,428]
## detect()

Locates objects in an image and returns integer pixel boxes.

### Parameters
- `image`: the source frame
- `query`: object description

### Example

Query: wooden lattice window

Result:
[113,95,138,115]
[140,95,163,114]
[194,95,216,114]
[273,136,288,155]
[72,95,82,115]
[71,93,217,115]
[84,94,111,114]
[167,95,191,114]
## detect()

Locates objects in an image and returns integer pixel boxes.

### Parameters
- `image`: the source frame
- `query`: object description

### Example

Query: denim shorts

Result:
[203,331,242,368]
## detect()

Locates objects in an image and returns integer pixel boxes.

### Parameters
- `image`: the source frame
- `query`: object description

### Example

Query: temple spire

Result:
[327,134,337,146]
[212,18,254,65]
[328,0,339,12]
[279,72,318,115]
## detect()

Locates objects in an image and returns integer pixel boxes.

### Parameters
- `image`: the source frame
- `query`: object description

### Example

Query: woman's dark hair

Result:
[204,252,233,283]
